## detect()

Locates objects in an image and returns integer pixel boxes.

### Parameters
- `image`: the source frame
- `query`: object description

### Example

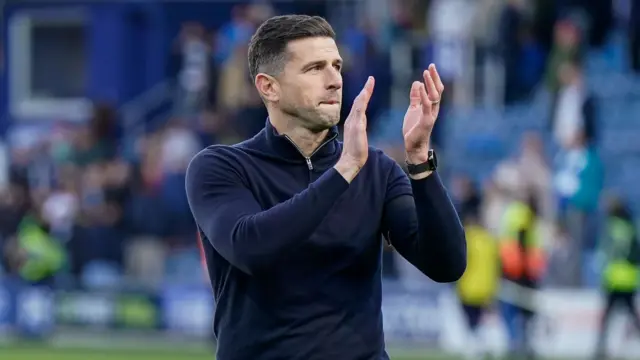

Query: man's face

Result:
[275,37,343,132]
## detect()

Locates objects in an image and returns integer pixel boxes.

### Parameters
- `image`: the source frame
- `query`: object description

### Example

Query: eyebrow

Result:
[301,58,343,70]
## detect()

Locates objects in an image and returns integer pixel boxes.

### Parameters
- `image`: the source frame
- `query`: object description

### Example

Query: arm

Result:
[185,148,350,275]
[381,162,466,282]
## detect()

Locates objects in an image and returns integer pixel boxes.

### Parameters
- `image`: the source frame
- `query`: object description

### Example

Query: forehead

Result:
[285,37,341,66]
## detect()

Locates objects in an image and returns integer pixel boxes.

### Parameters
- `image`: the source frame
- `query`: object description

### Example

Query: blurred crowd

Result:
[0,0,639,292]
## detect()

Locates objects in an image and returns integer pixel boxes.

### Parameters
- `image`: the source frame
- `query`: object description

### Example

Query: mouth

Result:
[320,100,339,105]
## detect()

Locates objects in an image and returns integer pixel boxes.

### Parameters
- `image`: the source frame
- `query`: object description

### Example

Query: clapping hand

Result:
[403,64,444,165]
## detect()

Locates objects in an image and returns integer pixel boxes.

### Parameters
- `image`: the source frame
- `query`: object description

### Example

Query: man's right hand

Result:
[335,76,375,183]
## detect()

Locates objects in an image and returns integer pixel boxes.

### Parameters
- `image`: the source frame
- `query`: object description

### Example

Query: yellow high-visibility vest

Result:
[457,225,500,306]
[603,217,639,292]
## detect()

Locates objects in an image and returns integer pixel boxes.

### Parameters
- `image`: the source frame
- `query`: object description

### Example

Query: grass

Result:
[0,344,466,360]
[0,345,585,360]
[0,343,496,360]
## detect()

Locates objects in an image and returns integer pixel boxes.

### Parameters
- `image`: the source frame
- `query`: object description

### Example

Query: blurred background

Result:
[0,0,640,359]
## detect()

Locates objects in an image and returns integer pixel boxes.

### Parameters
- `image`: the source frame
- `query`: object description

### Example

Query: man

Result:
[594,196,640,359]
[456,192,499,360]
[499,193,545,360]
[185,15,466,360]
[552,59,597,148]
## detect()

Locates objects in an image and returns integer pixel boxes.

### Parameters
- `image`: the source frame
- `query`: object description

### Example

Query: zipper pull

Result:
[305,157,313,170]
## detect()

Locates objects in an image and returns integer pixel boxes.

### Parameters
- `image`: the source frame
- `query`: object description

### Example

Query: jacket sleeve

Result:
[185,148,350,275]
[381,161,467,282]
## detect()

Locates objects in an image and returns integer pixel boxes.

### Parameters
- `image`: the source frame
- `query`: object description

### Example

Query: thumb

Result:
[409,81,422,108]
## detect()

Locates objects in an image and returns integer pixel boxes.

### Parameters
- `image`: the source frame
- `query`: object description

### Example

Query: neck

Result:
[269,112,330,157]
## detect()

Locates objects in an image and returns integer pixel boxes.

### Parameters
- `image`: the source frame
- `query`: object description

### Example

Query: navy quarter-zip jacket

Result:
[185,120,466,360]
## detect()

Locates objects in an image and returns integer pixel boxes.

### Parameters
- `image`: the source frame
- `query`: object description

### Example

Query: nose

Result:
[325,68,343,90]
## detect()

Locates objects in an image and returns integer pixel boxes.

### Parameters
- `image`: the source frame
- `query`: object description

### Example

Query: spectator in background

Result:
[514,132,553,221]
[66,103,117,168]
[488,133,553,238]
[340,17,390,132]
[160,118,201,175]
[233,78,269,139]
[481,177,512,236]
[499,191,546,360]
[157,118,201,284]
[552,59,597,148]
[10,207,66,287]
[214,3,273,139]
[499,0,530,103]
[0,178,31,273]
[213,6,254,66]
[517,23,546,98]
[169,22,213,117]
[455,187,499,360]
[217,44,251,113]
[594,195,640,359]
[554,126,604,284]
[544,19,583,96]
[428,0,476,105]
[123,134,168,287]
[217,43,265,142]
[72,163,126,289]
[40,166,79,243]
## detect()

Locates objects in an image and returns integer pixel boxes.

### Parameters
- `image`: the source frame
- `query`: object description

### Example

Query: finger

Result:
[418,82,432,116]
[351,76,375,116]
[429,64,445,94]
[422,69,439,102]
[409,81,422,108]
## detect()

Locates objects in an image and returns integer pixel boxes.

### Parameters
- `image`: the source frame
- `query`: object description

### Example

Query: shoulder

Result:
[188,136,262,168]
[186,144,248,185]
[188,144,237,169]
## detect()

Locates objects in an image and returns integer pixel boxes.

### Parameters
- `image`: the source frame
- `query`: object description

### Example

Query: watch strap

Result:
[406,150,437,175]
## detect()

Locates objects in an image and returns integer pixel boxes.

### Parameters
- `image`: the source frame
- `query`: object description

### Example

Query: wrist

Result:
[334,157,362,183]
[405,147,430,164]
[405,147,436,180]
[408,170,433,180]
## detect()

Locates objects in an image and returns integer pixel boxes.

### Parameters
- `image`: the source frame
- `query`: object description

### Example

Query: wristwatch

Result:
[406,149,438,175]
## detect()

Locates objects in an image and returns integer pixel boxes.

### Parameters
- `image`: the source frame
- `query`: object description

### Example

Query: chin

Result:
[306,117,338,133]
[322,115,340,128]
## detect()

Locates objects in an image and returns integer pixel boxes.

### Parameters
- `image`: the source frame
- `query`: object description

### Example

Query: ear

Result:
[255,73,280,103]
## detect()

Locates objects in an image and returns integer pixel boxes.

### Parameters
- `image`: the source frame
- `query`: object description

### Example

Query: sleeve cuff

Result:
[409,171,448,202]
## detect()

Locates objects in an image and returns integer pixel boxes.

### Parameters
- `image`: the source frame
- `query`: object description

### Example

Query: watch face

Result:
[428,150,437,168]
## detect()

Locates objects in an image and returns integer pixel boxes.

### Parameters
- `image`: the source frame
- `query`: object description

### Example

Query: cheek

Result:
[284,84,312,107]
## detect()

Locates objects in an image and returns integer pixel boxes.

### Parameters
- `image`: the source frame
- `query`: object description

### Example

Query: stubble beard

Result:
[281,102,341,133]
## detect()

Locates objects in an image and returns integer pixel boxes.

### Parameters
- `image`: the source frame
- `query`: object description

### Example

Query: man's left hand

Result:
[402,64,444,164]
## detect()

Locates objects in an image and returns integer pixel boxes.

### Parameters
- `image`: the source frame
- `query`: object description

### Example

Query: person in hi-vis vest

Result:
[594,196,640,359]
[498,193,546,360]
[456,200,499,360]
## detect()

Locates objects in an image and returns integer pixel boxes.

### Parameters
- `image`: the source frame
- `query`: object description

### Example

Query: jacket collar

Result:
[262,118,340,166]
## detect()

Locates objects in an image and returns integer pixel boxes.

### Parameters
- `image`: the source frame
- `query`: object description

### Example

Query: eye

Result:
[334,64,342,72]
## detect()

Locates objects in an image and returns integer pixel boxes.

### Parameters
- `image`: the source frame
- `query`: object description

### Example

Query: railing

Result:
[117,78,175,163]
[119,78,173,140]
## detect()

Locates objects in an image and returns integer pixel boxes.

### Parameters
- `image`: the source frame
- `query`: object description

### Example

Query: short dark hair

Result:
[247,15,336,80]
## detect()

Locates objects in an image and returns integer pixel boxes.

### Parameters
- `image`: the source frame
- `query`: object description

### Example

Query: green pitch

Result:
[0,346,448,360]
[0,343,581,360]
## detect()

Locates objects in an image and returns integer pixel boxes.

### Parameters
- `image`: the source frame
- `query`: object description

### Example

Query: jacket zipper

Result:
[284,133,338,171]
